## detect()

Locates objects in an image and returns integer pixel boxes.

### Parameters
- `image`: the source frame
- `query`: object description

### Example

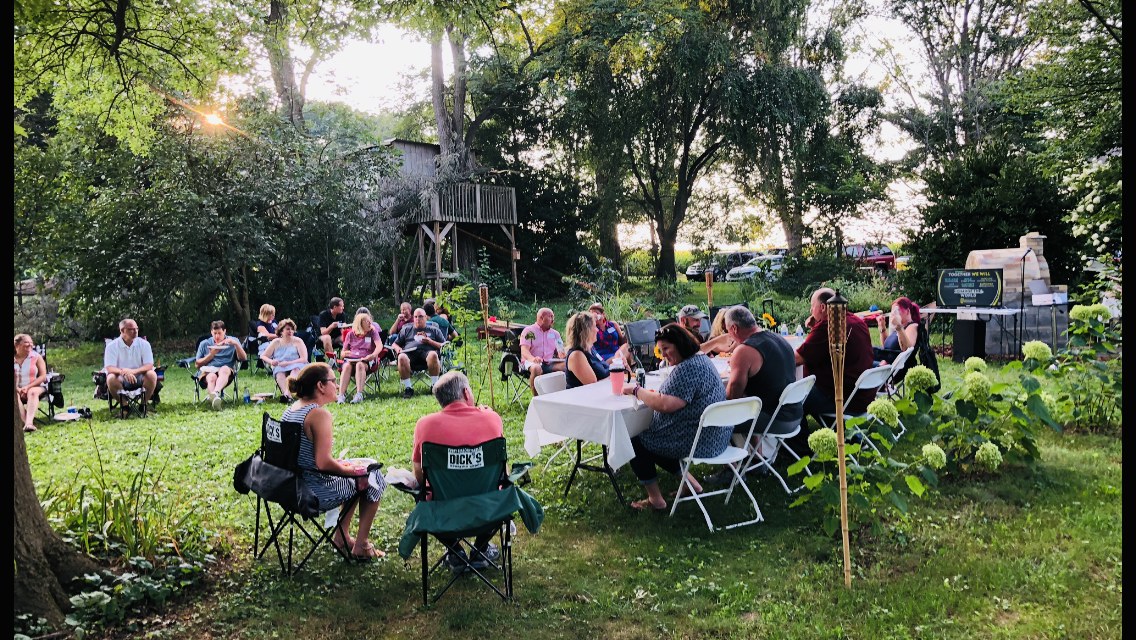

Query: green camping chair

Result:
[396,437,543,606]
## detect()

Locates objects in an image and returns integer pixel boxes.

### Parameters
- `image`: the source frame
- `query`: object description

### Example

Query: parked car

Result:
[843,244,896,271]
[685,251,757,281]
[726,254,785,281]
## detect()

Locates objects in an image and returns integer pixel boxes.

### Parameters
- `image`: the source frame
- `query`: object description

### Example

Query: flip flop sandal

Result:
[630,498,667,512]
[23,425,37,433]
[350,542,385,561]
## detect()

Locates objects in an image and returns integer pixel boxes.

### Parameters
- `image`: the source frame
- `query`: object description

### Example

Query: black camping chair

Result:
[244,320,273,375]
[175,335,246,405]
[495,330,530,405]
[32,342,66,420]
[393,437,541,605]
[233,412,375,576]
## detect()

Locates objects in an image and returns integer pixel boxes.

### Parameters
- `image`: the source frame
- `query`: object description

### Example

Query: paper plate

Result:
[54,412,83,421]
[251,393,274,400]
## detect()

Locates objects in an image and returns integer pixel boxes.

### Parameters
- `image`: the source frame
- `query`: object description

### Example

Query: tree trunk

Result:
[13,386,102,628]
[654,223,678,281]
[265,0,306,130]
[431,32,455,160]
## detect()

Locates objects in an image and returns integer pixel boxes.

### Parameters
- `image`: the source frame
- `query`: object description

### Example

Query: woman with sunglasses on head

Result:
[619,323,726,511]
[284,363,386,560]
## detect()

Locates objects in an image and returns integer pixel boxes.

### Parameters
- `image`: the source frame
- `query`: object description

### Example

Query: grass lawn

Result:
[24,337,1122,640]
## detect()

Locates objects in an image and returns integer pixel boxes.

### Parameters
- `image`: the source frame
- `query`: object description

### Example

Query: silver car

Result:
[726,254,784,281]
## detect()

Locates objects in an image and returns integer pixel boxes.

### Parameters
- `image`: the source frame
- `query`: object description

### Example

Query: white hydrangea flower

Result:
[1086,203,1095,212]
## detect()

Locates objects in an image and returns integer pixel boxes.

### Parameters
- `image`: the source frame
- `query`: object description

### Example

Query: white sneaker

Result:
[211,394,223,411]
[336,394,346,404]
[351,392,364,404]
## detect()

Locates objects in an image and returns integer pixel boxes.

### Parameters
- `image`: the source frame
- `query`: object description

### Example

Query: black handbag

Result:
[233,454,321,518]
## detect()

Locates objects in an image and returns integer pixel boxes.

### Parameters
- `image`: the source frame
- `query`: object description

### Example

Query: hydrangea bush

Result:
[963,357,987,373]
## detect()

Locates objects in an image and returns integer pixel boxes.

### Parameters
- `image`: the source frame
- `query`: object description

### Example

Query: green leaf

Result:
[904,475,926,497]
[803,474,826,490]
[786,456,810,476]
[886,490,909,514]
[822,516,839,537]
[1020,375,1041,393]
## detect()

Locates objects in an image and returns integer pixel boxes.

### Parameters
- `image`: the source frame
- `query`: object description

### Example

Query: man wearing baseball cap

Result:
[677,305,708,344]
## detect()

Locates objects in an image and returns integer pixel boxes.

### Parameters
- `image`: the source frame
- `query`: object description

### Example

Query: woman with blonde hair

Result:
[14,333,48,432]
[285,363,386,560]
[336,311,384,404]
[260,318,308,402]
[564,312,629,389]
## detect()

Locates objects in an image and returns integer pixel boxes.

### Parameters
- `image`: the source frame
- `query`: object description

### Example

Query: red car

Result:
[843,244,896,271]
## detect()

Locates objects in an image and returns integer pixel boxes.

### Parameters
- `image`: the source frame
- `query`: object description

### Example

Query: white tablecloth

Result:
[523,380,652,470]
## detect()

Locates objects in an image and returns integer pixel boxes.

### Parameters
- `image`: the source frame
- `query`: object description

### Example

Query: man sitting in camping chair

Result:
[195,320,248,410]
[390,308,447,398]
[103,318,159,413]
[410,371,505,571]
[519,308,566,395]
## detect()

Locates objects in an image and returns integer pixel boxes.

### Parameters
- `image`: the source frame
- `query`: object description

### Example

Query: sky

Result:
[291,16,922,251]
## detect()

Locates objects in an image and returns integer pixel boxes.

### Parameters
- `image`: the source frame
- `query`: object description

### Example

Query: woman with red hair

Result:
[876,297,921,363]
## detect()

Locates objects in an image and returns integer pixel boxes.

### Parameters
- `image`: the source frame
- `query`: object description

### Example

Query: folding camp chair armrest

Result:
[507,462,534,486]
[175,356,195,369]
[390,481,425,502]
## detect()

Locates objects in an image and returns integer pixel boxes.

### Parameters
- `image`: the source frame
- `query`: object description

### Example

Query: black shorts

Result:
[404,349,435,372]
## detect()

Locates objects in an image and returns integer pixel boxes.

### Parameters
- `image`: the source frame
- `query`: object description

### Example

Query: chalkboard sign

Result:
[937,269,1003,307]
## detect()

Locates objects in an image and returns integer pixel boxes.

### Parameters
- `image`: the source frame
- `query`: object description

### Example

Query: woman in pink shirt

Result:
[336,312,384,404]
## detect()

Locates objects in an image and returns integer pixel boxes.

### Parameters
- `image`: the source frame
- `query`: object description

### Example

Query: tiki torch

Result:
[826,289,852,588]
[479,283,495,409]
[705,269,714,310]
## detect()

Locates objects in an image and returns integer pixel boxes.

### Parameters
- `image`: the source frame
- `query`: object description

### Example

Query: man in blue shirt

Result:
[194,320,248,410]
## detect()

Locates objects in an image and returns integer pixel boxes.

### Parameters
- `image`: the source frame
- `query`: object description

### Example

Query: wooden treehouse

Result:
[385,139,519,299]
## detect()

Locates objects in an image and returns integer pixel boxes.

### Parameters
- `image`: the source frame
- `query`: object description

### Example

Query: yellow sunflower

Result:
[762,312,777,328]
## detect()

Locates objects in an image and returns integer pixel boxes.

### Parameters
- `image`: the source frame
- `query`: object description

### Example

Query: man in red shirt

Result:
[411,371,504,570]
[795,287,876,432]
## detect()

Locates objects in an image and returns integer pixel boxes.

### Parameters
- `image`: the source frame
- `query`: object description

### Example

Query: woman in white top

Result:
[260,319,309,402]
[14,333,48,432]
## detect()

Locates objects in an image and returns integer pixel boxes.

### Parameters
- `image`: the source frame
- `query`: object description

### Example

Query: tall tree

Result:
[14,0,244,153]
[882,0,1042,165]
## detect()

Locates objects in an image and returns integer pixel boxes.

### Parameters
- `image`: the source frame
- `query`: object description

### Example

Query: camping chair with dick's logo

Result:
[394,437,544,606]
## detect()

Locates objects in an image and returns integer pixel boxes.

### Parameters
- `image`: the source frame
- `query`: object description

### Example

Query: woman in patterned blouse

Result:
[620,322,727,510]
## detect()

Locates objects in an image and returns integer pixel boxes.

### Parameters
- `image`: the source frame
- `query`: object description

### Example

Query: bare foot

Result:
[630,498,667,511]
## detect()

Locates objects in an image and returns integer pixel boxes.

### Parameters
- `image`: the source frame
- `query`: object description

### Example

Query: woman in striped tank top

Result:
[284,363,387,560]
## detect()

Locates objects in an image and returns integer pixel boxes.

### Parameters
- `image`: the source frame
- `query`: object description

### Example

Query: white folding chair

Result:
[671,397,764,531]
[532,372,572,470]
[741,375,816,494]
[820,364,894,457]
[878,347,915,439]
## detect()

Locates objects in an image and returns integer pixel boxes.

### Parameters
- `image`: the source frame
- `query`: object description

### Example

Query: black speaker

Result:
[953,319,986,362]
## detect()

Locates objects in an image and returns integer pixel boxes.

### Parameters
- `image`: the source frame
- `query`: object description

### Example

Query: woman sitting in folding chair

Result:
[336,311,384,404]
[286,363,386,560]
[260,319,308,403]
[253,304,280,359]
[14,333,48,433]
[619,323,727,511]
[564,311,630,389]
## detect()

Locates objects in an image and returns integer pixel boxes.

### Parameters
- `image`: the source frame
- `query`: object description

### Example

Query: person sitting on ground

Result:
[286,363,387,560]
[390,308,447,398]
[619,323,727,511]
[103,318,159,413]
[411,370,505,570]
[699,307,736,356]
[589,302,627,363]
[336,311,384,404]
[194,320,248,410]
[317,297,348,357]
[677,305,708,344]
[874,297,920,364]
[260,318,308,403]
[14,333,48,433]
[703,306,801,484]
[520,307,566,395]
[564,311,632,389]
[795,287,875,435]
[390,302,413,336]
[424,302,458,342]
[253,304,279,358]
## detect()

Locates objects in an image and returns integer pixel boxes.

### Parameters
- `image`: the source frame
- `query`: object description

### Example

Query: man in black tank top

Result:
[723,307,803,438]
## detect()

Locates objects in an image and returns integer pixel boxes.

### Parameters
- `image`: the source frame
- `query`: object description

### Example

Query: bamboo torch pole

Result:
[826,289,852,588]
[705,269,714,310]
[479,284,495,410]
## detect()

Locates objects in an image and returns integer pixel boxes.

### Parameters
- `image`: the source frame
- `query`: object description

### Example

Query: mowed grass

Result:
[25,340,1122,640]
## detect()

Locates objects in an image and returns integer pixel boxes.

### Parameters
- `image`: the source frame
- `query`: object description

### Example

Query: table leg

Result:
[562,440,627,505]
